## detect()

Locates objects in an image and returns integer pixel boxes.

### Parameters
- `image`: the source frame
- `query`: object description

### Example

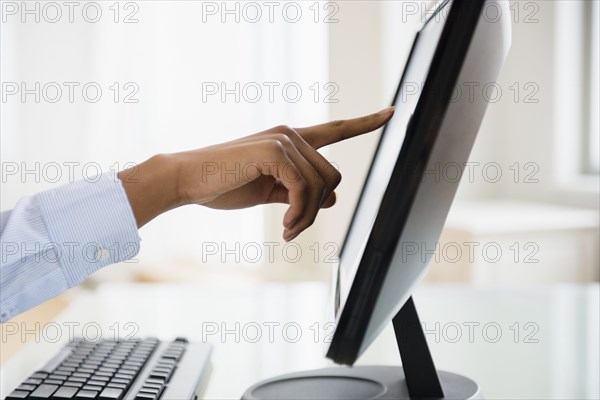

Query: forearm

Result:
[117,154,183,228]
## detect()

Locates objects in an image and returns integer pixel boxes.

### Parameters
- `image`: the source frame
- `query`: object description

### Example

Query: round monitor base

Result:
[241,366,482,400]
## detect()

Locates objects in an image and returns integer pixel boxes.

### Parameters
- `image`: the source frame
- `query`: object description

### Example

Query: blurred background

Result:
[1,1,599,399]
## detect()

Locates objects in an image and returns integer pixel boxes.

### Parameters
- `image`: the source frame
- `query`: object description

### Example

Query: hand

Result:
[119,107,394,241]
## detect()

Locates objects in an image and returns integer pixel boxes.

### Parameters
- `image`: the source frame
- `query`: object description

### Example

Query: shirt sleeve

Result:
[0,171,140,322]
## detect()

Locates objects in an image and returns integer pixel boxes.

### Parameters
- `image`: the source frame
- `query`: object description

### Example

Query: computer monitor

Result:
[243,1,511,398]
[326,0,512,366]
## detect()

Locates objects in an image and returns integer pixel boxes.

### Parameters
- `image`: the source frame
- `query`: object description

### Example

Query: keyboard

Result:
[4,337,212,400]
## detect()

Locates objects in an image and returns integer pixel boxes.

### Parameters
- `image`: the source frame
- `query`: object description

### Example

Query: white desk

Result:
[1,282,598,399]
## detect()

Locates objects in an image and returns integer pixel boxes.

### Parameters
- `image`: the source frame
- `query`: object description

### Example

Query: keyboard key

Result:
[77,368,96,374]
[114,373,134,380]
[144,379,164,386]
[52,386,79,399]
[88,380,107,387]
[106,383,127,390]
[56,368,76,374]
[141,383,162,390]
[98,387,124,400]
[137,389,159,398]
[123,361,143,368]
[28,383,59,398]
[31,372,49,379]
[63,382,84,388]
[67,377,87,383]
[153,369,173,382]
[134,393,157,400]
[161,353,180,361]
[148,371,169,381]
[134,349,152,356]
[24,378,43,385]
[5,390,29,399]
[91,375,110,382]
[139,386,160,394]
[44,379,65,385]
[83,362,101,368]
[75,389,99,398]
[82,385,104,392]
[119,365,139,373]
[16,383,37,391]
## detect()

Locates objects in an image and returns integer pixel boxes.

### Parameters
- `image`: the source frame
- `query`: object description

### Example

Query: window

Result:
[586,0,599,174]
[553,0,600,198]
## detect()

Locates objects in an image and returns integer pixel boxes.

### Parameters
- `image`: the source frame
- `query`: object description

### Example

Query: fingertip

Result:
[376,106,395,117]
[375,106,395,126]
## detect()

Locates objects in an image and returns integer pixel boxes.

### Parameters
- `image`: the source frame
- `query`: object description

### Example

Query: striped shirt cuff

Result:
[36,171,141,287]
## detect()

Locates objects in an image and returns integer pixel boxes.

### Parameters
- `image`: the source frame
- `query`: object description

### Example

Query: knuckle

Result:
[273,124,297,136]
[273,133,293,147]
[329,120,344,128]
[264,139,285,154]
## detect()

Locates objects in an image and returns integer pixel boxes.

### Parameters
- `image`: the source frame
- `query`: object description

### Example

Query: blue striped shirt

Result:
[0,172,140,322]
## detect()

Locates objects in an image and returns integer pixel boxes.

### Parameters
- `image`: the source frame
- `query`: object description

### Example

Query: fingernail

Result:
[377,106,395,116]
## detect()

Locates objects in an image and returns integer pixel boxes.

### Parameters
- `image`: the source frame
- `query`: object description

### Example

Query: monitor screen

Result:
[328,0,512,365]
[336,2,447,317]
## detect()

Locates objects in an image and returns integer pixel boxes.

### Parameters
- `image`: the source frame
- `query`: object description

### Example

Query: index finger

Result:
[295,106,395,149]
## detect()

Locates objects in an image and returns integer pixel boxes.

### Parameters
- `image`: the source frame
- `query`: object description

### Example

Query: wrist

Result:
[118,153,182,228]
[171,149,213,207]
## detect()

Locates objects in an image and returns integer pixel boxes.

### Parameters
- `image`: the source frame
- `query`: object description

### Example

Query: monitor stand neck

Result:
[393,296,445,398]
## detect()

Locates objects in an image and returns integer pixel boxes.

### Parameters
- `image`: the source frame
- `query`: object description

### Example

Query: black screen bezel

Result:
[327,0,486,365]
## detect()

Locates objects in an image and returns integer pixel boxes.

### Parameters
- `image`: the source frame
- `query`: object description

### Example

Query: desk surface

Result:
[1,282,598,399]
